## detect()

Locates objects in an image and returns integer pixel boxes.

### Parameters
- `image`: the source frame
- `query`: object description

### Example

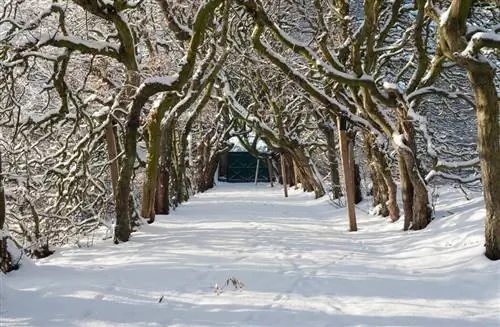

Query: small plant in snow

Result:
[431,184,440,217]
[213,277,245,295]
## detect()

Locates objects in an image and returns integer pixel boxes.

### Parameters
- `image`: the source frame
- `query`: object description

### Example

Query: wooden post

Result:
[337,116,357,231]
[267,157,274,187]
[281,154,288,198]
[254,158,260,184]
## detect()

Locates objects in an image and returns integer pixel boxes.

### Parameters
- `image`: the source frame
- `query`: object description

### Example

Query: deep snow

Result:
[1,183,499,326]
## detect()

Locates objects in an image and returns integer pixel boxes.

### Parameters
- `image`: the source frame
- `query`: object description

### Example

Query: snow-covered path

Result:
[1,184,499,326]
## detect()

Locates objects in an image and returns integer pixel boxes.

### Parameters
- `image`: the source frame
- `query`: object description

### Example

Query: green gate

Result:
[225,152,269,183]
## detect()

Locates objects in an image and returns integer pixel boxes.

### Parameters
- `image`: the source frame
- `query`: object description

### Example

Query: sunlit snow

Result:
[1,184,498,326]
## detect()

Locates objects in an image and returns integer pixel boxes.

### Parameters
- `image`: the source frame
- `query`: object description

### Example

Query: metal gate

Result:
[225,152,269,182]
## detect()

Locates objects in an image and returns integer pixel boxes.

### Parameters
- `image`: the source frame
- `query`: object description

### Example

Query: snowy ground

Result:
[1,183,499,327]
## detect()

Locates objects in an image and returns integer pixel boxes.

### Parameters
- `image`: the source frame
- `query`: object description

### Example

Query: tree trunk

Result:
[292,159,300,189]
[320,123,342,199]
[176,129,190,203]
[396,104,431,230]
[141,110,162,223]
[347,138,363,204]
[370,137,399,221]
[437,0,500,259]
[284,153,295,187]
[267,157,274,187]
[155,166,165,214]
[155,120,173,215]
[158,133,171,215]
[354,164,363,204]
[195,132,220,193]
[368,155,389,216]
[288,149,325,198]
[0,150,12,273]
[398,149,431,230]
[399,155,413,231]
[0,150,5,231]
[172,129,188,205]
[385,170,400,222]
[105,120,119,198]
[114,71,141,243]
[365,133,400,221]
[468,68,500,260]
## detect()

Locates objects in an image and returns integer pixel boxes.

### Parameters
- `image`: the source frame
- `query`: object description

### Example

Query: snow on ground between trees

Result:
[1,183,499,327]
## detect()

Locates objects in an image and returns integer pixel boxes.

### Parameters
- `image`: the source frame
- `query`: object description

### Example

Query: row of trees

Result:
[0,0,498,272]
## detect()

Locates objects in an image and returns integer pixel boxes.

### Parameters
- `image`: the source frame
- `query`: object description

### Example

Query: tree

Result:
[0,148,12,272]
[139,0,229,222]
[0,0,230,244]
[233,0,435,228]
[427,0,500,259]
[0,0,495,259]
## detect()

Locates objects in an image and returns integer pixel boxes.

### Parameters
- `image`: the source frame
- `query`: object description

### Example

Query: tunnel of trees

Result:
[0,0,498,272]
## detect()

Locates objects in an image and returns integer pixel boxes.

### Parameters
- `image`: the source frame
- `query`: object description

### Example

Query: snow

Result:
[382,81,401,94]
[464,32,500,55]
[36,35,119,54]
[439,7,450,27]
[143,75,179,87]
[247,39,379,136]
[392,132,405,147]
[1,184,499,326]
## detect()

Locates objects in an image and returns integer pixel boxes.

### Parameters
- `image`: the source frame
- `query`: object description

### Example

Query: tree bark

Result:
[399,155,413,231]
[267,157,274,187]
[155,120,173,215]
[155,166,165,214]
[398,148,431,230]
[141,109,162,222]
[0,150,12,273]
[176,129,190,204]
[105,120,119,198]
[114,71,141,243]
[366,140,389,216]
[365,131,401,221]
[367,134,400,221]
[354,164,363,204]
[292,159,300,189]
[288,149,325,198]
[319,123,342,199]
[435,0,500,259]
[0,150,5,231]
[468,68,500,260]
[195,131,221,193]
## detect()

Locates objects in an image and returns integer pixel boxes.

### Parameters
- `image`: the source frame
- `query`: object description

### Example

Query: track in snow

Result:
[1,183,498,326]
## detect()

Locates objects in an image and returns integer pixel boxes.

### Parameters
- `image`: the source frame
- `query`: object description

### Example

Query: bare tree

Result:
[427,0,500,260]
[0,147,12,272]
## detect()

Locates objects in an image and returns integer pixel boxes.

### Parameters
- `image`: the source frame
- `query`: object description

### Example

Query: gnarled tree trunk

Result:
[435,0,500,259]
[468,67,500,260]
[365,133,399,221]
[319,123,342,199]
[141,108,165,223]
[288,148,326,198]
[114,71,141,243]
[399,156,413,231]
[397,107,431,230]
[0,150,12,273]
